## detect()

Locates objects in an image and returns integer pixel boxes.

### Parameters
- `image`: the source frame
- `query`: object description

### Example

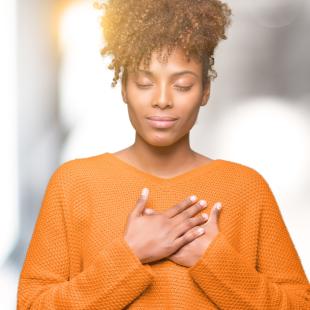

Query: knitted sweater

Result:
[17,152,310,309]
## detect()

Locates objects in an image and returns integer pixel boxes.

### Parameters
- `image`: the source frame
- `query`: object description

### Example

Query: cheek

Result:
[175,87,203,109]
[126,104,141,125]
[125,102,148,131]
[177,96,202,121]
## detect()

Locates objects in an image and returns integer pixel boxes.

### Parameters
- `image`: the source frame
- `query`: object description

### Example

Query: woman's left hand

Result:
[143,201,222,268]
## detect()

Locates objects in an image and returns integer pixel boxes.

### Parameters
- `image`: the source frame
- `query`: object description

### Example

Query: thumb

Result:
[132,187,149,217]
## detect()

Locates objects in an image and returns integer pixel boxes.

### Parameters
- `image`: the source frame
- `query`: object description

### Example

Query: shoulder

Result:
[216,159,278,213]
[218,158,273,194]
[218,158,263,179]
[48,153,111,191]
[53,152,109,177]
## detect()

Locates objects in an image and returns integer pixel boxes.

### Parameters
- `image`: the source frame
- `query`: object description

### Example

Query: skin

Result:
[117,45,222,267]
[124,192,211,265]
[118,45,212,178]
[142,195,222,268]
[124,189,222,267]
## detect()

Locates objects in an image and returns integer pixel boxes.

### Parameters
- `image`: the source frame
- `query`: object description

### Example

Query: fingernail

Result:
[197,227,204,234]
[190,195,197,202]
[215,202,222,210]
[199,200,207,207]
[141,187,149,198]
[202,213,208,220]
[144,208,152,214]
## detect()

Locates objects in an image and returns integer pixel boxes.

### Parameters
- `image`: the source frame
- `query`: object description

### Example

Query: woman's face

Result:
[121,46,210,147]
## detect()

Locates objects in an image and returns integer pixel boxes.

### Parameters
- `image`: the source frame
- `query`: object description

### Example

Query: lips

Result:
[147,116,178,121]
[146,116,178,128]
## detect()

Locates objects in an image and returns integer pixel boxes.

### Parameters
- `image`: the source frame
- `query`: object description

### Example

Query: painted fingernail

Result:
[190,195,197,202]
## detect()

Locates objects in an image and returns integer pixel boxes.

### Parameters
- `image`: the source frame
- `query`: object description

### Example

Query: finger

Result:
[132,187,149,217]
[173,226,205,250]
[163,195,197,218]
[209,202,222,224]
[173,199,207,224]
[172,213,208,239]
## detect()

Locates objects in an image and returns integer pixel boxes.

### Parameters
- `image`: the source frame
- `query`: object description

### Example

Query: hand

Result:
[143,201,222,268]
[124,188,209,264]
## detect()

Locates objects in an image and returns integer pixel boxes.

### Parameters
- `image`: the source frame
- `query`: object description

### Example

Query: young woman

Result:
[17,0,310,309]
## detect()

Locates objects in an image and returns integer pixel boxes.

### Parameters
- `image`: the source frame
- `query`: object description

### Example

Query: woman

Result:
[17,0,310,309]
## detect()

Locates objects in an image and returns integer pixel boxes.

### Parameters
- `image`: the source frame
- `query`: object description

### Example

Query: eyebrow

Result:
[136,69,199,78]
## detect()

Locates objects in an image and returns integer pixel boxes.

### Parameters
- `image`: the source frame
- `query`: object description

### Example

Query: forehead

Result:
[129,46,203,77]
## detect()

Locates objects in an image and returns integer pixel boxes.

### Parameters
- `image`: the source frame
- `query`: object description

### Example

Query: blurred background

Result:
[1,0,310,308]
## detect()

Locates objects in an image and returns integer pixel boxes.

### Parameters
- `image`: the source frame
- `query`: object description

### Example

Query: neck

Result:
[126,132,198,177]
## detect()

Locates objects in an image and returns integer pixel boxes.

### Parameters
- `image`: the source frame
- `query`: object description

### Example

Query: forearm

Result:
[17,237,154,309]
[188,232,310,310]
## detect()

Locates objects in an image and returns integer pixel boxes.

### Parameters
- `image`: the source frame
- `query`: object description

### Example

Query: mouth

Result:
[147,116,178,121]
[146,117,178,129]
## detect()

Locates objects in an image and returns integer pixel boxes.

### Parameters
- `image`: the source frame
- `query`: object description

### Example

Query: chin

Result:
[144,132,183,147]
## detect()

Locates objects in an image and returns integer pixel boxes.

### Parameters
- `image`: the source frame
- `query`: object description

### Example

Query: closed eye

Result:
[136,83,193,92]
[175,85,193,92]
[136,83,153,89]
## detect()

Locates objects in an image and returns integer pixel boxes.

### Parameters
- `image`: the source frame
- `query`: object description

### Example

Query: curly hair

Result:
[94,0,232,88]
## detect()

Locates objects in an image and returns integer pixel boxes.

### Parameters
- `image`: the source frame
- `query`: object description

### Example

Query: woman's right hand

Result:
[123,188,208,264]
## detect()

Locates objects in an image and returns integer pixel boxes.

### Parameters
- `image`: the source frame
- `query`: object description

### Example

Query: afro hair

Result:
[94,0,232,88]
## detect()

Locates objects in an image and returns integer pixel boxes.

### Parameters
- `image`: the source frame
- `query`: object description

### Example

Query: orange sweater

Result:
[17,152,310,309]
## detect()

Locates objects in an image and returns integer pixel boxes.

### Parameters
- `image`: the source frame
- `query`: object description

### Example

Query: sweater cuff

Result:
[119,236,155,278]
[98,236,155,282]
[187,232,310,309]
[187,232,264,308]
[188,231,225,275]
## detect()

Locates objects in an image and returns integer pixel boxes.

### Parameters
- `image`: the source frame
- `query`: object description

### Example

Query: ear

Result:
[201,80,211,106]
[121,77,128,104]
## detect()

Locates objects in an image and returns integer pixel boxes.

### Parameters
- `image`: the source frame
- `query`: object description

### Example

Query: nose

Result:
[152,83,173,109]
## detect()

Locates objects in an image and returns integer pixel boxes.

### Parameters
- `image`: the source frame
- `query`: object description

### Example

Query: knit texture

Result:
[17,152,310,309]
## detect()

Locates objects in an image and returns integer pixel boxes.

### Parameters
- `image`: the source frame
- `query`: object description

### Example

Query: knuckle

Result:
[195,216,203,224]
[183,209,191,217]
[181,198,192,210]
[187,230,195,239]
[169,203,180,215]
[182,234,190,243]
[174,204,182,213]
[187,218,196,225]
[184,220,193,230]
[164,239,174,251]
[137,196,145,204]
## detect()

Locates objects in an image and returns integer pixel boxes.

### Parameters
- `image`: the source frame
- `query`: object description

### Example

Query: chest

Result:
[75,181,258,271]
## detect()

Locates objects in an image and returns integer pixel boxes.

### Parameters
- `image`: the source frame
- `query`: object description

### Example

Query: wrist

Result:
[124,236,145,263]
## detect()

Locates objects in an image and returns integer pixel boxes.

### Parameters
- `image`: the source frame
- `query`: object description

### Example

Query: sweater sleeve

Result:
[17,165,154,309]
[188,175,310,309]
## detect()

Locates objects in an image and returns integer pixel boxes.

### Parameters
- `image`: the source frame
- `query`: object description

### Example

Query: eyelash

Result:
[136,84,192,92]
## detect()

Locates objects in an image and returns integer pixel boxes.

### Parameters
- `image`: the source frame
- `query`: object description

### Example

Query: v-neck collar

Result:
[103,152,224,185]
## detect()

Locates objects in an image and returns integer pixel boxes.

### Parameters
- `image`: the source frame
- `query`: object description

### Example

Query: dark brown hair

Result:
[94,0,232,88]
